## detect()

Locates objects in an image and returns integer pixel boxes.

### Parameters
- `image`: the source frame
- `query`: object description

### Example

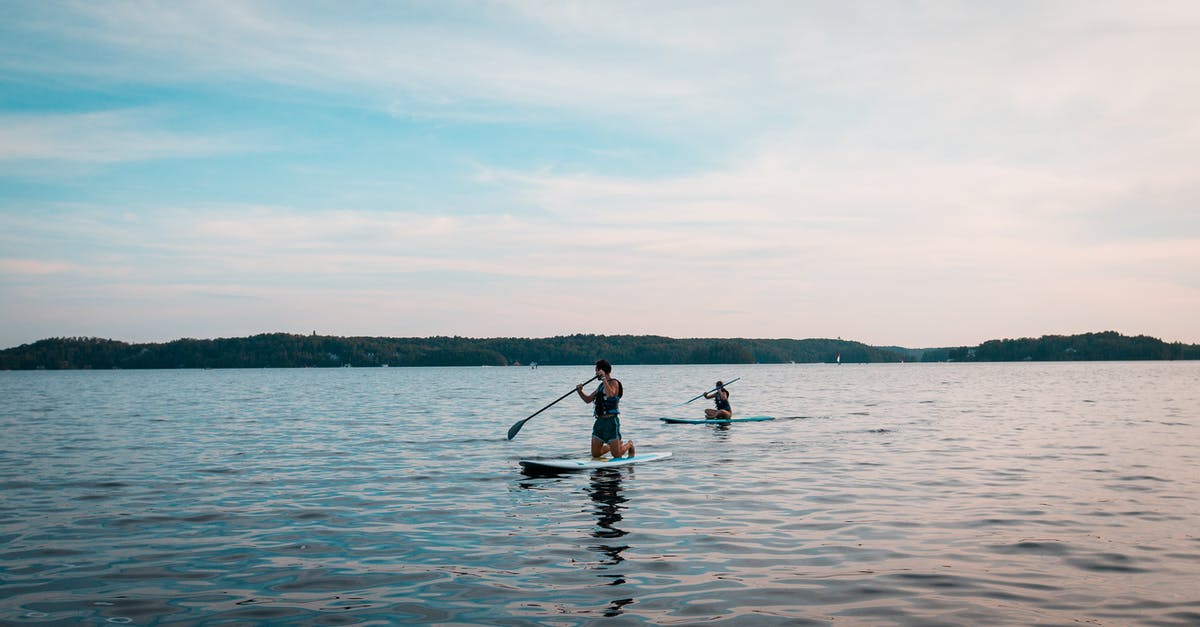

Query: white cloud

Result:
[7,2,1200,161]
[0,258,82,275]
[0,110,255,163]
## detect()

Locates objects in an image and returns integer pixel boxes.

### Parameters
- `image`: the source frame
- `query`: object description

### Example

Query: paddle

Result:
[507,374,600,440]
[674,377,741,406]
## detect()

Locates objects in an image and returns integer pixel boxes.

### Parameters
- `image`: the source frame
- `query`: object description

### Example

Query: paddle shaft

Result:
[679,376,741,405]
[507,374,599,440]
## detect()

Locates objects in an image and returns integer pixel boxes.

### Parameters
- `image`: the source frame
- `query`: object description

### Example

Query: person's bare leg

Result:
[609,438,634,458]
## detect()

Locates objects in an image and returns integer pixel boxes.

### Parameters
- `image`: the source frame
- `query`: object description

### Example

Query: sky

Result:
[2,1,1198,350]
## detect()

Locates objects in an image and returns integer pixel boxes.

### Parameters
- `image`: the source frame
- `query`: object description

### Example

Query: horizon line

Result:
[5,329,1194,352]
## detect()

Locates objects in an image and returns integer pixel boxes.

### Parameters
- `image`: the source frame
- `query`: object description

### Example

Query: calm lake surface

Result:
[1,362,1198,625]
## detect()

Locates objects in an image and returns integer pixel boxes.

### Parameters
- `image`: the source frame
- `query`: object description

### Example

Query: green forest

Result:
[929,331,1200,362]
[1,331,1196,370]
[0,333,900,369]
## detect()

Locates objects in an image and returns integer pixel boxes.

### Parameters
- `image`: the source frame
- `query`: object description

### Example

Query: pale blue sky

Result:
[2,1,1198,349]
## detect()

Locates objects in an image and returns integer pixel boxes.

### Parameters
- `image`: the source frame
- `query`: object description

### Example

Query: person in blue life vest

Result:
[703,381,733,419]
[576,359,635,458]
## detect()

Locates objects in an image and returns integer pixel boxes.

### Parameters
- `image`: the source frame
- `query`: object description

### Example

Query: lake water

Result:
[1,362,1198,625]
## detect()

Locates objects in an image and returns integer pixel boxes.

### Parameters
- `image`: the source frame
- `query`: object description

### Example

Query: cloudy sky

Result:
[2,1,1198,349]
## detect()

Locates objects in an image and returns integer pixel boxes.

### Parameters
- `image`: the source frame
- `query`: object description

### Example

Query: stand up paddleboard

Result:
[519,451,672,472]
[660,416,774,424]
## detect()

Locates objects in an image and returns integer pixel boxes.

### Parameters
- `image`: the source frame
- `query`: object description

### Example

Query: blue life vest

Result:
[594,381,621,417]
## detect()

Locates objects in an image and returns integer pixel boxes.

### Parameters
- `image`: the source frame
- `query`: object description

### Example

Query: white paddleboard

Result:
[660,416,774,424]
[519,451,672,472]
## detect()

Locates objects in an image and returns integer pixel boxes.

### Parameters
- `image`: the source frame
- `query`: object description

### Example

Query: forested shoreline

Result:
[0,334,898,369]
[929,331,1200,362]
[1,331,1196,370]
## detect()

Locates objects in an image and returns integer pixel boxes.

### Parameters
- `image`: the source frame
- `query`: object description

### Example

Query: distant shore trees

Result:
[0,334,897,369]
[0,331,1194,370]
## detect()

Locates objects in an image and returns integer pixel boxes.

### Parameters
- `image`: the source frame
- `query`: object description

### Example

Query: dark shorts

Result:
[591,415,621,443]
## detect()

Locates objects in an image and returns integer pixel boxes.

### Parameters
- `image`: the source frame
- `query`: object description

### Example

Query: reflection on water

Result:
[587,468,629,568]
[587,468,633,615]
[514,465,637,618]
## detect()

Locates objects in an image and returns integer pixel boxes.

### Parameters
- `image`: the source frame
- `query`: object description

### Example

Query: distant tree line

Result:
[0,333,901,370]
[923,331,1200,362]
[1,331,1194,370]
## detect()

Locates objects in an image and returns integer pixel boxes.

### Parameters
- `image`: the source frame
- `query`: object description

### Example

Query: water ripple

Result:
[1,363,1198,624]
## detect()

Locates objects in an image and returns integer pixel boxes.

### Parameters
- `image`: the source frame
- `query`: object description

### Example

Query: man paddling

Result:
[703,381,733,420]
[576,359,635,459]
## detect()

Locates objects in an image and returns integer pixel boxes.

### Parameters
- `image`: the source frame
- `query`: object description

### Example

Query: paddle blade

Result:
[507,418,529,440]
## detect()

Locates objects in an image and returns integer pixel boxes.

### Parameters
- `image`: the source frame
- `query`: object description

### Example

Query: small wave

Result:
[69,480,131,489]
[391,436,501,446]
[199,467,239,475]
[73,493,117,501]
[181,512,228,523]
[1117,475,1170,482]
[989,540,1073,556]
[1066,552,1150,573]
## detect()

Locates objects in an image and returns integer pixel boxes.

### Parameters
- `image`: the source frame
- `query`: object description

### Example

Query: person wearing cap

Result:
[703,381,732,419]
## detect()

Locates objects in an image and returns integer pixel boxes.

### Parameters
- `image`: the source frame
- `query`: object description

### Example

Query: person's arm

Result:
[576,384,596,403]
[601,378,620,398]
